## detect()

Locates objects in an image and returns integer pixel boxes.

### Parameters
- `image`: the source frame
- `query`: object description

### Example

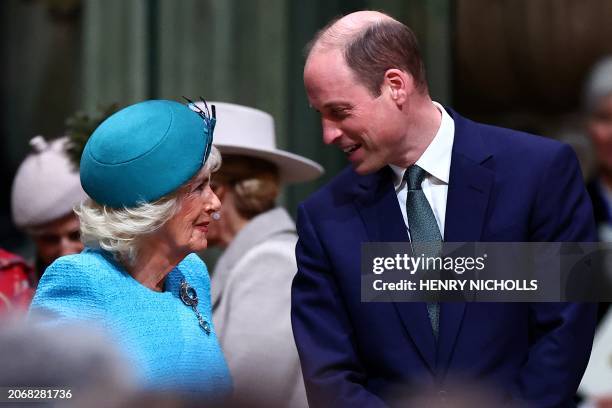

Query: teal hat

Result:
[80,99,214,208]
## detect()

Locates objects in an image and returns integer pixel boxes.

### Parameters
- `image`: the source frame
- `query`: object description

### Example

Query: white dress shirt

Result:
[389,102,455,239]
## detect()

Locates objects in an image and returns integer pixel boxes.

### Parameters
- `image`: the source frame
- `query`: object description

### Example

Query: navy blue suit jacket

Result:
[291,109,598,407]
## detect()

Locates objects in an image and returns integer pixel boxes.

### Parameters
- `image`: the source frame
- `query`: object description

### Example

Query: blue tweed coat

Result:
[30,248,232,399]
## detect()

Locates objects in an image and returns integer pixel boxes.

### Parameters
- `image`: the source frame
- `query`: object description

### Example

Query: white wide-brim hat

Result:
[195,101,324,183]
[11,136,88,229]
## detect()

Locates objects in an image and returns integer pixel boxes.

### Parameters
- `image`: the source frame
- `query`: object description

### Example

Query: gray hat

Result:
[11,136,88,229]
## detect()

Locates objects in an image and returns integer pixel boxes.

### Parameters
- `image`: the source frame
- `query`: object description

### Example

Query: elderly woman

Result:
[29,99,232,399]
[201,102,323,407]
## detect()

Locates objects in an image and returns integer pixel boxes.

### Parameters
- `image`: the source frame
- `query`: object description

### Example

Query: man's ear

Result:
[382,68,413,105]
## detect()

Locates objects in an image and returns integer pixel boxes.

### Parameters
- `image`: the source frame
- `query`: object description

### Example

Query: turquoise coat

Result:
[30,248,232,400]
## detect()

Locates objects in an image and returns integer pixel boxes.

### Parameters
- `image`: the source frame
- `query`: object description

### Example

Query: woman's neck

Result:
[219,214,248,248]
[126,241,182,292]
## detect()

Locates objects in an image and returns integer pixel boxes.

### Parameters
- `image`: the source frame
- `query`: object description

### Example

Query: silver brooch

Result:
[180,279,211,334]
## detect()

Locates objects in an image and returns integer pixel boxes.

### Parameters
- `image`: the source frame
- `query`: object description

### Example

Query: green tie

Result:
[405,165,441,339]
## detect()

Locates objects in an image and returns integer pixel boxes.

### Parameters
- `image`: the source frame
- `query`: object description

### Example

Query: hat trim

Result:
[215,144,324,183]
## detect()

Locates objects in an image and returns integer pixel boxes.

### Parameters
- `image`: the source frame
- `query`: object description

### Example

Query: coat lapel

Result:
[354,167,437,373]
[437,109,495,374]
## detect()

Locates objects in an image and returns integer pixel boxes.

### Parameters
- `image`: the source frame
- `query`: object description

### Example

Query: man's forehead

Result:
[305,49,344,74]
[305,51,355,89]
[305,68,368,106]
[304,75,353,108]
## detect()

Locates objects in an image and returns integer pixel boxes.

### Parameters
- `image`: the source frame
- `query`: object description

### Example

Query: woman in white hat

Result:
[199,102,323,407]
[11,136,87,283]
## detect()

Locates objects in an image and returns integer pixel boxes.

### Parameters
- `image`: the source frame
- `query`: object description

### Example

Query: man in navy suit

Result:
[291,10,598,408]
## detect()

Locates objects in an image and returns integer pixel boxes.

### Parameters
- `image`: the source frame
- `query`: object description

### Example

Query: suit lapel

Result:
[437,109,495,374]
[354,167,437,373]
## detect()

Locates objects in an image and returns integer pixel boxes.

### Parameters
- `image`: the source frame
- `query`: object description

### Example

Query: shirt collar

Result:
[389,101,455,188]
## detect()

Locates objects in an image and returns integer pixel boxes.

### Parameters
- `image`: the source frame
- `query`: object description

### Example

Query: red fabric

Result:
[0,248,34,313]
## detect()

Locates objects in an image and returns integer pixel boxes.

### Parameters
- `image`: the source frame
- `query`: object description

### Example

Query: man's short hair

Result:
[307,18,427,96]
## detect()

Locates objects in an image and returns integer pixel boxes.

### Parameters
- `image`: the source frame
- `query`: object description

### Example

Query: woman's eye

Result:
[199,178,212,190]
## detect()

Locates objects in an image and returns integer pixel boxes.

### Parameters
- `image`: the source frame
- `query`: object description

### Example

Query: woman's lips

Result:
[195,222,209,233]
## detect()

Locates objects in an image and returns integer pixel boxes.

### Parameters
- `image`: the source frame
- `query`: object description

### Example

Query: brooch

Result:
[180,279,211,335]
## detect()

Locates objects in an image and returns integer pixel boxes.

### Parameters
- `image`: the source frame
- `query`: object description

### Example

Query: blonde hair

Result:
[76,147,221,264]
[214,155,280,219]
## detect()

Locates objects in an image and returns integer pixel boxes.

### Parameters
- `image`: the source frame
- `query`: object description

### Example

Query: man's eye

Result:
[330,108,349,119]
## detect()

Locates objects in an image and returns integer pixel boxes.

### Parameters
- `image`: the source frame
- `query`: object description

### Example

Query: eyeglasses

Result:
[183,96,216,163]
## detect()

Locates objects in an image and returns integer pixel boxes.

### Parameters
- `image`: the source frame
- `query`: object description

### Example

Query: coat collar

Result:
[216,207,295,272]
[211,207,296,309]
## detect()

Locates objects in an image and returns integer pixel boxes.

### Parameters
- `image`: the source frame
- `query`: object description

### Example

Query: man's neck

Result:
[394,98,442,168]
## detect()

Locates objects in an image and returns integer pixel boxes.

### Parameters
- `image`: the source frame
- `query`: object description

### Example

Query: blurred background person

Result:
[584,56,612,244]
[0,247,34,313]
[0,318,137,408]
[583,55,612,324]
[11,136,86,284]
[0,318,215,408]
[201,102,323,407]
[30,99,232,401]
[579,55,612,408]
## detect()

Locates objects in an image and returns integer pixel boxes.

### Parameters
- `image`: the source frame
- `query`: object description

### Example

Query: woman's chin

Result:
[188,238,208,253]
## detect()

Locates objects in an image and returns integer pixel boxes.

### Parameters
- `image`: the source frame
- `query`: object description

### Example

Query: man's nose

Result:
[322,118,342,145]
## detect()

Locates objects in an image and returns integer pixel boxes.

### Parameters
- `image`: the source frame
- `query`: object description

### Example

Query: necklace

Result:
[180,279,211,334]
